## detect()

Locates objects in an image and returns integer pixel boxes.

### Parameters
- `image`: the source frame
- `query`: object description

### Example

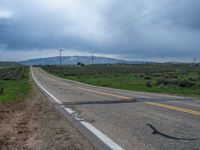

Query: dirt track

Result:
[0,77,95,150]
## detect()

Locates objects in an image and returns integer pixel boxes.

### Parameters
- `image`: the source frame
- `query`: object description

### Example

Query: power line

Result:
[85,0,156,40]
[84,0,178,43]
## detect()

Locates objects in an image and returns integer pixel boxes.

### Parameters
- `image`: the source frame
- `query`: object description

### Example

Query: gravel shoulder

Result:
[0,75,95,150]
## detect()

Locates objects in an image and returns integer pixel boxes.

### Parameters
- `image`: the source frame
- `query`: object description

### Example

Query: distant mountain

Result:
[19,56,149,65]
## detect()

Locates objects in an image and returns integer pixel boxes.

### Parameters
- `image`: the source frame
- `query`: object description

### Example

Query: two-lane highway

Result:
[31,67,200,150]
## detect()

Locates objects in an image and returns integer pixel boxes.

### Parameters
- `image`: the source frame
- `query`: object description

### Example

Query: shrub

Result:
[188,77,197,81]
[146,81,152,87]
[115,74,120,77]
[68,73,76,76]
[171,75,178,78]
[103,74,107,77]
[139,74,144,78]
[177,79,194,88]
[0,87,3,94]
[0,83,3,95]
[144,76,151,80]
[0,67,25,80]
[164,75,169,79]
[156,78,169,86]
[153,73,162,77]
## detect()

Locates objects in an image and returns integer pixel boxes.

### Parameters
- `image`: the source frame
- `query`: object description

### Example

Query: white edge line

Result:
[65,108,83,121]
[64,108,74,114]
[31,67,62,104]
[31,67,124,150]
[81,121,124,150]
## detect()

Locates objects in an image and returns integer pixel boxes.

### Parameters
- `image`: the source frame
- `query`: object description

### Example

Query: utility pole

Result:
[92,55,94,65]
[58,49,63,65]
[45,57,47,65]
[193,57,197,64]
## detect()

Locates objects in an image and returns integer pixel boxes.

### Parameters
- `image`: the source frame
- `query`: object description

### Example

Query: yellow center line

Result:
[78,87,130,100]
[145,102,200,116]
[35,69,200,116]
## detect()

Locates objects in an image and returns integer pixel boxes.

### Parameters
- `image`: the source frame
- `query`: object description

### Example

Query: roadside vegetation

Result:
[0,62,21,68]
[0,67,30,102]
[42,64,200,97]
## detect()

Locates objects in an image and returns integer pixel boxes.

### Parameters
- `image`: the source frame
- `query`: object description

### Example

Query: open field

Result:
[0,67,30,102]
[42,64,200,97]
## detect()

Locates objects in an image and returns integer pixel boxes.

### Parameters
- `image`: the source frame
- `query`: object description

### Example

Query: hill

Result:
[19,56,149,65]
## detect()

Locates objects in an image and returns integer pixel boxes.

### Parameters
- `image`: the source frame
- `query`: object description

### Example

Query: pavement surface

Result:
[31,67,200,150]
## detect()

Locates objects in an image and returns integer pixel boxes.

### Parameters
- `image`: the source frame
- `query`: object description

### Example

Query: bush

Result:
[171,75,178,78]
[115,74,120,77]
[177,79,194,87]
[188,77,197,81]
[146,81,152,87]
[0,87,3,95]
[164,75,169,79]
[0,82,3,95]
[139,74,144,78]
[156,78,169,86]
[144,76,151,80]
[153,73,162,77]
[0,67,25,80]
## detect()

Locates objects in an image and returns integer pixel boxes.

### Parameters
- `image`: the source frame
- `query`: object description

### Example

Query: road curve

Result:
[31,67,200,150]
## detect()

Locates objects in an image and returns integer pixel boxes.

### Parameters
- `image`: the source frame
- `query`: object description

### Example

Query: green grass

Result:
[0,67,30,103]
[42,64,200,98]
[66,74,200,97]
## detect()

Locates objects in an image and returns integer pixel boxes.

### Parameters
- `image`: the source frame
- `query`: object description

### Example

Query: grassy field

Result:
[42,64,200,98]
[0,67,30,103]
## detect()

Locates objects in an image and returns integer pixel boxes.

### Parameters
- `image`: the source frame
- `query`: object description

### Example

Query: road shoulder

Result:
[0,75,95,150]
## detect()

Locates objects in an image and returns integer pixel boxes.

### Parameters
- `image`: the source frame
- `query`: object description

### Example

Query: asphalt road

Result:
[31,67,200,150]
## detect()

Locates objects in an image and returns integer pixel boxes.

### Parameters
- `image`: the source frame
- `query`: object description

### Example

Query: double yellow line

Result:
[78,87,130,100]
[74,87,200,117]
[145,102,200,116]
[40,69,200,116]
[78,87,200,116]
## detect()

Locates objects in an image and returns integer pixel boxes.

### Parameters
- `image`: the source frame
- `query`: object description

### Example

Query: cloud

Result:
[0,0,200,61]
[0,7,14,19]
[0,7,14,27]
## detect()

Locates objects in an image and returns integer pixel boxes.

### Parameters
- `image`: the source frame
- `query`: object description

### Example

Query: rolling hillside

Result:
[19,56,148,65]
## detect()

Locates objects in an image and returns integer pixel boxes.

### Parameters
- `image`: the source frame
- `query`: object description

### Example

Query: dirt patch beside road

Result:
[0,77,95,150]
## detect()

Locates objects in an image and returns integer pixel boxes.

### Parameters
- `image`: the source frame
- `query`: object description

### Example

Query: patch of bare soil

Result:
[0,78,95,150]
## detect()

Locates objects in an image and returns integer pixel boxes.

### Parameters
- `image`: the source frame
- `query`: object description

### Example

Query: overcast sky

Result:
[0,0,200,62]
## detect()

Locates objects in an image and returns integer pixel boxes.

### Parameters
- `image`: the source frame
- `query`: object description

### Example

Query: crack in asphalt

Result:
[62,99,138,106]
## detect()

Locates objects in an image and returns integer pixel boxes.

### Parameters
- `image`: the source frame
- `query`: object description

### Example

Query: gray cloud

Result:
[0,0,200,61]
